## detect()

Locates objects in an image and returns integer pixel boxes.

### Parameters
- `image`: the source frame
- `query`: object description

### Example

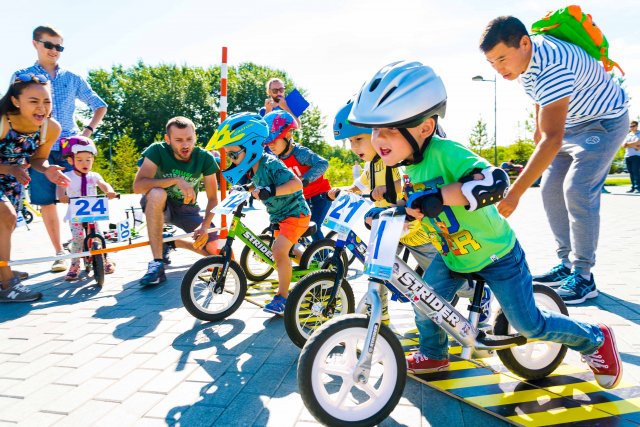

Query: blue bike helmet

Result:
[333,99,372,140]
[206,112,268,185]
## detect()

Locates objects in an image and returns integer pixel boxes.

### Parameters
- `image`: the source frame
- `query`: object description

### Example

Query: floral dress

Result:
[0,116,42,211]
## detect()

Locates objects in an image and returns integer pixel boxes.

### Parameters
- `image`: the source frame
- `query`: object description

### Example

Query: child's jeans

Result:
[414,240,604,360]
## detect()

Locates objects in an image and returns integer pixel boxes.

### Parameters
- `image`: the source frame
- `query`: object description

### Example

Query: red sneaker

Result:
[583,324,622,389]
[406,352,449,374]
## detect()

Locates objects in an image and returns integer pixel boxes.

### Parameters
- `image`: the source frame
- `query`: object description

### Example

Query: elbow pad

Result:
[460,167,509,211]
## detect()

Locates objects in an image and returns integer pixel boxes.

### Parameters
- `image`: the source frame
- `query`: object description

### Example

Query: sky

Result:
[3,0,639,149]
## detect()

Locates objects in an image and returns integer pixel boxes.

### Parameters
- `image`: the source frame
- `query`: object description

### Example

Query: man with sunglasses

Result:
[259,78,301,126]
[14,25,108,274]
[133,117,221,286]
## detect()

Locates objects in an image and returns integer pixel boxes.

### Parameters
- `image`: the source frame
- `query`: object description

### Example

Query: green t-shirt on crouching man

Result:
[142,142,219,206]
[405,136,516,273]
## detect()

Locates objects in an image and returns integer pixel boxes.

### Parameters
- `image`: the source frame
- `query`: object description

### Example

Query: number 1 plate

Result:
[364,212,405,280]
[214,191,252,215]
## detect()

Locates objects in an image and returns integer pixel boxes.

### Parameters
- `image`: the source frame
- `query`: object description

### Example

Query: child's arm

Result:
[294,146,328,185]
[328,184,360,200]
[56,184,69,204]
[406,167,508,220]
[97,177,117,199]
[252,175,303,200]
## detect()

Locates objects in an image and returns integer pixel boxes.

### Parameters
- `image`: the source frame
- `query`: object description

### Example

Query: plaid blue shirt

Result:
[13,64,108,150]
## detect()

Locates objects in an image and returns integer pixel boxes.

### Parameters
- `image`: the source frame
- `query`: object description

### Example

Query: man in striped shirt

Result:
[479,16,629,305]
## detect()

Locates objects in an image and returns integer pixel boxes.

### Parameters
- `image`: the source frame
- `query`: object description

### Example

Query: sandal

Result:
[65,264,81,281]
[105,258,116,274]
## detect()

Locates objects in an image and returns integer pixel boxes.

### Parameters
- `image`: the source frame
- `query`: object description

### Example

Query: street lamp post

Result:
[472,75,497,165]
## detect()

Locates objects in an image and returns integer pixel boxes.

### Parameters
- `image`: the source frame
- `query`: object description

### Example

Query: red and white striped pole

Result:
[219,47,228,230]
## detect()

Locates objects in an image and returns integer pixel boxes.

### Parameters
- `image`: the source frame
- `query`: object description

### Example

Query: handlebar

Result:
[55,194,120,204]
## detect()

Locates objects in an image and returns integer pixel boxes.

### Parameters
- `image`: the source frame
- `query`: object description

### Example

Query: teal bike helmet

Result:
[206,112,268,185]
[333,99,372,140]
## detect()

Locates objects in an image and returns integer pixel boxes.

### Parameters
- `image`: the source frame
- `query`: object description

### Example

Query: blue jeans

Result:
[307,192,331,241]
[541,113,629,275]
[29,150,72,205]
[414,241,604,360]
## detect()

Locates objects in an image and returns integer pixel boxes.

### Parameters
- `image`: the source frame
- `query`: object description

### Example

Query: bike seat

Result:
[450,271,485,283]
[301,222,317,238]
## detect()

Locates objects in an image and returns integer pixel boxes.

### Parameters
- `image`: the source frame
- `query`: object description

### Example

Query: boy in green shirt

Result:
[348,61,621,389]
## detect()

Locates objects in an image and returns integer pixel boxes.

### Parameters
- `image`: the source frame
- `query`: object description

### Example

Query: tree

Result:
[468,118,490,158]
[93,134,140,193]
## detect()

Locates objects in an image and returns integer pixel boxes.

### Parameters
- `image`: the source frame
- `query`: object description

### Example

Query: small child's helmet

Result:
[207,112,268,185]
[263,110,298,146]
[60,136,98,158]
[333,99,371,140]
[349,61,447,165]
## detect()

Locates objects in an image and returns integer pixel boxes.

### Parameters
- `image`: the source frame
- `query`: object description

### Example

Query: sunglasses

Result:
[36,40,65,52]
[270,87,285,93]
[227,148,246,160]
[14,73,50,84]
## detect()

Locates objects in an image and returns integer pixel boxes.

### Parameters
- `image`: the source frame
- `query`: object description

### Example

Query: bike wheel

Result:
[326,231,357,267]
[181,256,247,322]
[239,234,275,282]
[298,315,406,427]
[299,238,348,277]
[495,284,569,380]
[91,241,105,286]
[284,270,355,348]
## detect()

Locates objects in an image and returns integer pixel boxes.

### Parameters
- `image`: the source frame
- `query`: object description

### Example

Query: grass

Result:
[604,177,631,186]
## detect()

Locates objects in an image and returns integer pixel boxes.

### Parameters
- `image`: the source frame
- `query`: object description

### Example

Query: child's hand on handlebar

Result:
[106,191,118,200]
[59,195,70,204]
[371,185,387,201]
[328,188,341,200]
[405,206,424,221]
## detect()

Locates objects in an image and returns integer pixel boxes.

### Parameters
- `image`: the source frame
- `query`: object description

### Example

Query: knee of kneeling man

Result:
[146,188,168,203]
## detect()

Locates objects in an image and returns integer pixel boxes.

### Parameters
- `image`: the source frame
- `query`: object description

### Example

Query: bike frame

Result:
[353,257,528,383]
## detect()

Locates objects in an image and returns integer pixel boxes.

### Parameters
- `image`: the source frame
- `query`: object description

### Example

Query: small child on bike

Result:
[329,99,438,322]
[57,136,117,281]
[263,110,331,242]
[209,112,310,315]
[348,61,622,389]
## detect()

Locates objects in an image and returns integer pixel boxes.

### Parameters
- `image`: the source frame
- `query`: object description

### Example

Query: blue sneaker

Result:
[478,285,493,324]
[555,273,598,304]
[264,295,287,315]
[533,263,571,287]
[140,260,166,286]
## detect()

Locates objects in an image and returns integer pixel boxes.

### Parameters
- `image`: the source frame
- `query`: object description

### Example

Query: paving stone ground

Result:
[1,187,638,426]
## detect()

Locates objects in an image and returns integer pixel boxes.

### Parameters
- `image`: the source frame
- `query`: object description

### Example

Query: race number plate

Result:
[213,191,252,215]
[16,212,26,228]
[364,212,405,280]
[323,192,371,235]
[70,197,110,223]
[117,220,131,242]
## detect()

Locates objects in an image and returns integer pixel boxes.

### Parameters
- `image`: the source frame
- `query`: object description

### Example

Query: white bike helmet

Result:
[349,60,447,165]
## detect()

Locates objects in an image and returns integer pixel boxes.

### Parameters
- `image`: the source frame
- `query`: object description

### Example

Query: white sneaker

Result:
[51,251,68,273]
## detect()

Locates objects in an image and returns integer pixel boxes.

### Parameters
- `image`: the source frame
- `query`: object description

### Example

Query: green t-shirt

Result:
[142,142,218,206]
[405,136,515,273]
[252,153,310,223]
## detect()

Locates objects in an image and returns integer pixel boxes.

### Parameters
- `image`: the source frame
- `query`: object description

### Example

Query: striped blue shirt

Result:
[13,64,108,150]
[519,35,628,128]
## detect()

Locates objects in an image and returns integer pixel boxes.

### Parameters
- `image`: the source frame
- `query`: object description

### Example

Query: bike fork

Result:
[352,279,385,385]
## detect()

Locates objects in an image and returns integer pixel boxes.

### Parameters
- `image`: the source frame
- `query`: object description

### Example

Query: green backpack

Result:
[531,5,623,75]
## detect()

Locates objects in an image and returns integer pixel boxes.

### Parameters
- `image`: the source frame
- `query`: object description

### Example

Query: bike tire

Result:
[284,270,355,348]
[299,238,348,277]
[494,284,569,380]
[239,233,275,282]
[181,256,247,322]
[91,240,105,286]
[298,315,406,427]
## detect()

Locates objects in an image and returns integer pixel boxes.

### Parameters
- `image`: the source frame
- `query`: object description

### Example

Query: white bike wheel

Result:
[298,315,406,427]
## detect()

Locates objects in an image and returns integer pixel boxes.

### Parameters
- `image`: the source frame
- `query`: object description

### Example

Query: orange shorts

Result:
[274,214,311,244]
